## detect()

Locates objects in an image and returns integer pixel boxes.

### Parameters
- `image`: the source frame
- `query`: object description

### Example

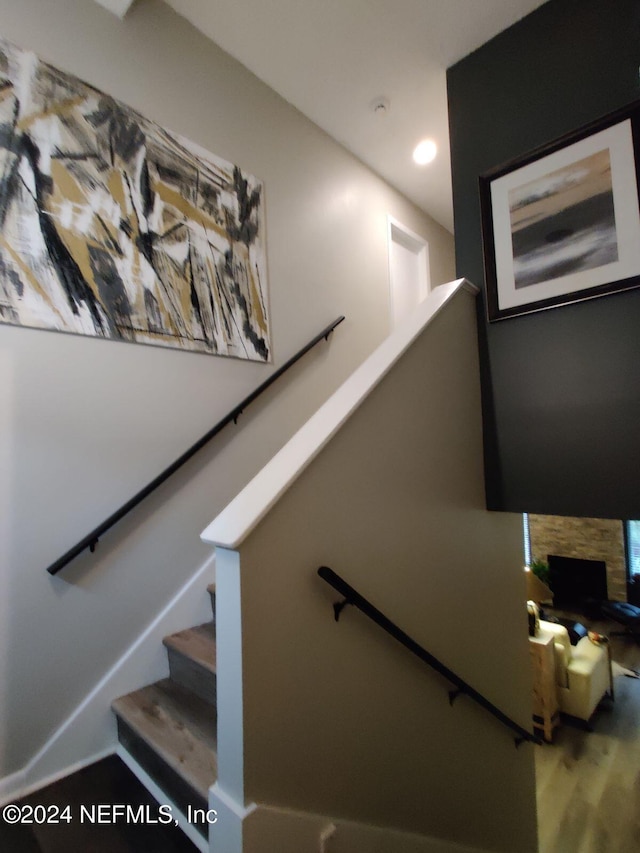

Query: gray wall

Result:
[0,0,454,778]
[447,0,640,519]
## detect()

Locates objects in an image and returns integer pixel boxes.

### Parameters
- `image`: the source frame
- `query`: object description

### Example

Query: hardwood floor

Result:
[0,755,199,853]
[535,611,640,853]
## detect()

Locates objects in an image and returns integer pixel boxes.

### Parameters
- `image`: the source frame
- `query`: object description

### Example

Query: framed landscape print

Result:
[480,101,640,321]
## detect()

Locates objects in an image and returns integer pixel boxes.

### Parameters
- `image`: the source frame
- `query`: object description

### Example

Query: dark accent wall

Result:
[447,0,640,519]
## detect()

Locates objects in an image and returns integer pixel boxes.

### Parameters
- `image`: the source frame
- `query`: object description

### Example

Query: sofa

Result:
[600,600,640,640]
[539,620,611,722]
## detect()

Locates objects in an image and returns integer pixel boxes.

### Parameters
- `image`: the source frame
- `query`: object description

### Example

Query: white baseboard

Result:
[0,553,215,806]
[0,748,116,808]
[0,768,25,807]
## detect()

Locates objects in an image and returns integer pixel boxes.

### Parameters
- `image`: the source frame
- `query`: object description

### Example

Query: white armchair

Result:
[539,620,611,722]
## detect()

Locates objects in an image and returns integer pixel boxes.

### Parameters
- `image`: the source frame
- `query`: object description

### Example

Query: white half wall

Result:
[203,286,538,852]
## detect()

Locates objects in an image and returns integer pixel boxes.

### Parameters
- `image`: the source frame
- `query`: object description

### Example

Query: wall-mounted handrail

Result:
[44,316,345,576]
[317,565,541,747]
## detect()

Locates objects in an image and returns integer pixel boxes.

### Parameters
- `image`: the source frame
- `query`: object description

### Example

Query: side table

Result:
[529,627,560,742]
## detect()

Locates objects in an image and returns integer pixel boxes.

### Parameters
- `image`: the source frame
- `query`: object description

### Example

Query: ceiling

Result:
[97,0,548,232]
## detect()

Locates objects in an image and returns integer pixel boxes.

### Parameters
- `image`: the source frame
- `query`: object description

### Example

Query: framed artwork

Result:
[480,101,640,322]
[0,36,270,360]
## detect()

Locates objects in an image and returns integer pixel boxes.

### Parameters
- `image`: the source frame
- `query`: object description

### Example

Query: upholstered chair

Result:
[539,620,611,722]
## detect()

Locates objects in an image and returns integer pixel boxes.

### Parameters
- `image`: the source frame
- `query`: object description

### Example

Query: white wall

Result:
[0,0,454,779]
[205,289,538,853]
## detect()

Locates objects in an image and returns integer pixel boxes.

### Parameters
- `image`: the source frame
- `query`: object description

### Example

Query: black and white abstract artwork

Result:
[508,149,618,290]
[0,36,270,360]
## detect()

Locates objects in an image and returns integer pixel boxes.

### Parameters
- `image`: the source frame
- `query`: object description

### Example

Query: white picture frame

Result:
[480,106,640,321]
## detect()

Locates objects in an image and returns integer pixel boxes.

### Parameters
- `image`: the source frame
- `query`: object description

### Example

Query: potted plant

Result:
[530,557,550,587]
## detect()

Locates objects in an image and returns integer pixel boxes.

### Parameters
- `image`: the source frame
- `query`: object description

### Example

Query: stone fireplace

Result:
[528,515,627,602]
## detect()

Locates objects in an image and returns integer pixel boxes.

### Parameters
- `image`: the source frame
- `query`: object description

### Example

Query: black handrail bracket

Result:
[44,316,344,576]
[317,565,541,748]
[333,597,352,622]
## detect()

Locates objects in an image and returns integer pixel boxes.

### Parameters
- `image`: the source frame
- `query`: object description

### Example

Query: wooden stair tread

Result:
[112,679,217,799]
[163,623,216,673]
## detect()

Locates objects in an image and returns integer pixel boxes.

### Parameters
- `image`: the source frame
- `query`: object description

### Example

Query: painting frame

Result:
[480,100,640,322]
[0,35,271,361]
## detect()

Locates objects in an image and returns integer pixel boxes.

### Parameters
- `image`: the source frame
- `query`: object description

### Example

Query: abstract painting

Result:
[480,105,640,321]
[0,37,270,360]
[509,149,618,290]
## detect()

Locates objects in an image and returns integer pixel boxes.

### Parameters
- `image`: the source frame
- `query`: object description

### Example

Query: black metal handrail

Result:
[44,316,345,576]
[317,566,541,747]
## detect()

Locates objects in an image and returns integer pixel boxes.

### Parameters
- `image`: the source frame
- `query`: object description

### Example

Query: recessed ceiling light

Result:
[413,139,437,165]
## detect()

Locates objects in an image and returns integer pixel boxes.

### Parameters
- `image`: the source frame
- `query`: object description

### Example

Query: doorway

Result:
[387,217,430,330]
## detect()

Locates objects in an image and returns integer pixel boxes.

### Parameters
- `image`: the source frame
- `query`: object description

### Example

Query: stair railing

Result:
[317,565,541,747]
[44,316,345,576]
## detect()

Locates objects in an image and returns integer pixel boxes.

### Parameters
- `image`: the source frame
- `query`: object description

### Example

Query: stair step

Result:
[207,584,216,622]
[163,623,217,706]
[112,679,217,822]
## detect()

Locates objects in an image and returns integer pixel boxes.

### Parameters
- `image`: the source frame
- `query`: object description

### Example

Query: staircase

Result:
[111,585,218,839]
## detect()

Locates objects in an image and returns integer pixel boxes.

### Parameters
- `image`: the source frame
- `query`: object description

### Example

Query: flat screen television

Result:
[548,555,607,610]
